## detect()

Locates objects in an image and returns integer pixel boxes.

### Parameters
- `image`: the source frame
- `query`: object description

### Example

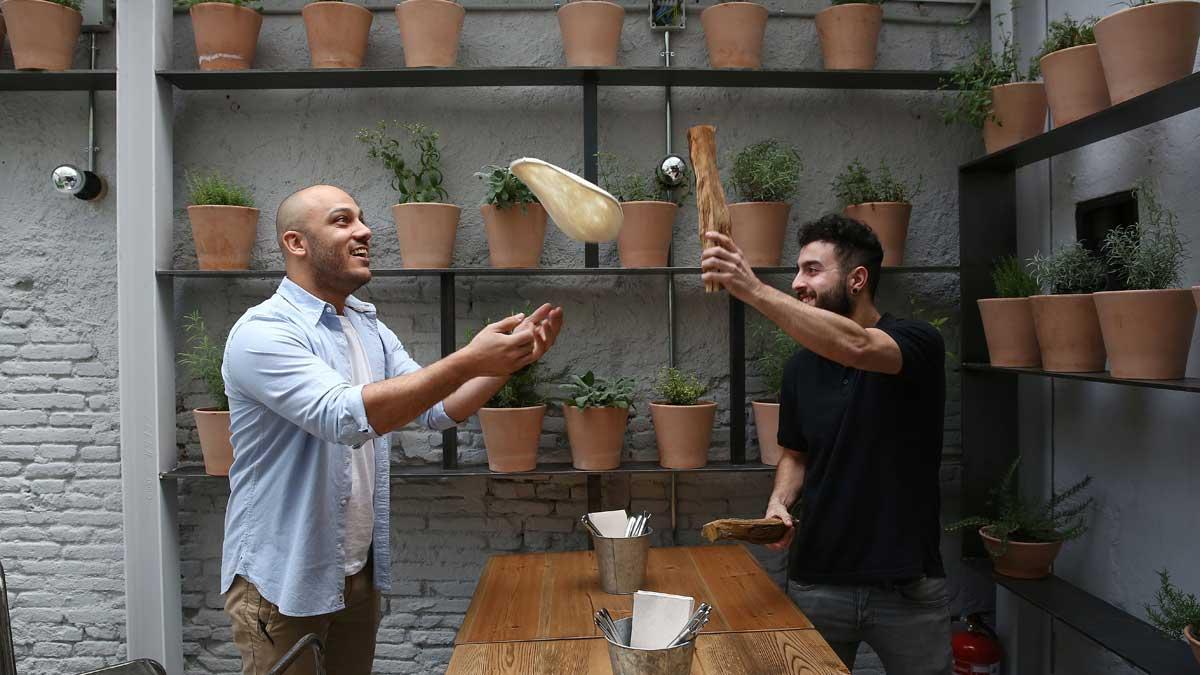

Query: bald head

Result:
[276,184,357,245]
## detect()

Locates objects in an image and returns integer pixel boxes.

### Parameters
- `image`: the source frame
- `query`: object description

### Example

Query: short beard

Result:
[814,281,852,317]
[309,243,367,297]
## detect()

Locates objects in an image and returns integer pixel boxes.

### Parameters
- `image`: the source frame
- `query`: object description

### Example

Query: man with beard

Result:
[220,185,564,674]
[700,214,949,674]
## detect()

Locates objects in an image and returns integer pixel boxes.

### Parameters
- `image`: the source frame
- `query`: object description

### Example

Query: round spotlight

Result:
[656,154,689,189]
[51,165,106,201]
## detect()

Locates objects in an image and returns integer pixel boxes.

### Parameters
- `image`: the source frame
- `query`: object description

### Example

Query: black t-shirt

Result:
[779,313,946,584]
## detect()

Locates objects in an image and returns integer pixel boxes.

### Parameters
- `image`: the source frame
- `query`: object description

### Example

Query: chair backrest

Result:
[0,561,17,675]
[266,633,325,675]
[79,660,168,675]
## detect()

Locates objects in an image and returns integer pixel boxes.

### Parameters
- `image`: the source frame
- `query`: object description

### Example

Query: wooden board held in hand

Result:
[702,518,789,545]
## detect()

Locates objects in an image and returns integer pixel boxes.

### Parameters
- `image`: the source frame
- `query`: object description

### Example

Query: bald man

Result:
[220,185,564,674]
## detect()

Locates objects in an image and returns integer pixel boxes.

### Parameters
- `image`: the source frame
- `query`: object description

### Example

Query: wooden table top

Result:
[446,630,852,675]
[455,544,811,645]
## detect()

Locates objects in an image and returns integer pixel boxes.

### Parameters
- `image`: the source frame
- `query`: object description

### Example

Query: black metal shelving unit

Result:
[959,71,1200,672]
[0,69,117,91]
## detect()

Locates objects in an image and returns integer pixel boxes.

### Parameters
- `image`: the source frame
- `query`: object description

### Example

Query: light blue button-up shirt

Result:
[220,278,458,617]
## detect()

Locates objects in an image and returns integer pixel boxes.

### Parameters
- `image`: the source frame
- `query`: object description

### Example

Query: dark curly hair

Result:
[796,213,885,298]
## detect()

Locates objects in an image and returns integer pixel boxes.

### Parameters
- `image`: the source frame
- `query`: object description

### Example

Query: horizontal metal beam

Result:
[161,460,778,480]
[961,363,1200,394]
[0,70,116,91]
[157,265,959,279]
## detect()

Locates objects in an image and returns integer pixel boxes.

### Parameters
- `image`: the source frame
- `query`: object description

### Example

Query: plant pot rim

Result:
[4,0,82,12]
[978,296,1031,304]
[978,526,1061,547]
[187,204,260,213]
[650,400,717,408]
[620,200,678,207]
[190,1,259,13]
[481,202,543,211]
[194,406,230,414]
[479,404,547,412]
[729,200,789,207]
[846,201,911,208]
[558,0,624,8]
[702,1,768,11]
[563,403,629,411]
[394,201,460,210]
[1094,288,1193,298]
[305,0,372,13]
[1038,42,1098,64]
[399,0,464,7]
[990,81,1045,92]
[1030,292,1095,300]
[1098,0,1199,26]
[752,398,780,405]
[817,3,884,13]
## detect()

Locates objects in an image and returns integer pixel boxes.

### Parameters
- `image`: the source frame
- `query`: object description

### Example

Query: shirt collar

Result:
[278,277,376,325]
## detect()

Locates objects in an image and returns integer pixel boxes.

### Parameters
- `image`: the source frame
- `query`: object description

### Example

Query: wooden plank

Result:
[456,553,548,644]
[688,545,811,631]
[446,631,849,675]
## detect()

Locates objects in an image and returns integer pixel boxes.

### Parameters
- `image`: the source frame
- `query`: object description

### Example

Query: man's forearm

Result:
[362,350,480,435]
[769,448,808,511]
[748,283,874,367]
[442,375,509,422]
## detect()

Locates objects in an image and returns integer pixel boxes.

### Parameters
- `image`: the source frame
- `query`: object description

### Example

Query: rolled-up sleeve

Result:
[224,316,382,447]
[378,321,460,432]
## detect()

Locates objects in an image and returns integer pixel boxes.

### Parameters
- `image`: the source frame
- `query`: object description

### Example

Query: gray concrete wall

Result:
[1,1,994,673]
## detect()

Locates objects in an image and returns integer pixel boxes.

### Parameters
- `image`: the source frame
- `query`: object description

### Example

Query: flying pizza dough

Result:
[509,157,624,243]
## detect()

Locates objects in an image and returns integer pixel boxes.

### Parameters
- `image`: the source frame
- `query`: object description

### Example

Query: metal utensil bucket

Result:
[592,527,652,595]
[604,616,696,675]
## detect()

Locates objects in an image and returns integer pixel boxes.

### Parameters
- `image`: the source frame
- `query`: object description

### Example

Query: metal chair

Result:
[78,661,168,675]
[266,633,326,675]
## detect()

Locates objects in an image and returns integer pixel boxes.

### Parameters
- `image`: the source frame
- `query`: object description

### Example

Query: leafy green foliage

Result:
[357,122,448,204]
[562,371,635,410]
[487,363,554,408]
[186,171,254,208]
[1146,570,1200,641]
[751,321,796,400]
[475,165,539,209]
[596,152,690,206]
[1101,180,1189,290]
[831,159,923,206]
[653,367,707,406]
[946,456,1094,551]
[1028,242,1107,295]
[729,140,804,203]
[1038,16,1098,59]
[176,0,260,8]
[178,310,228,411]
[941,31,1039,129]
[991,255,1040,298]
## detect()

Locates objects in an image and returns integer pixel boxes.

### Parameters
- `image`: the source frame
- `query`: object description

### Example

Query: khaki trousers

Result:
[226,564,380,675]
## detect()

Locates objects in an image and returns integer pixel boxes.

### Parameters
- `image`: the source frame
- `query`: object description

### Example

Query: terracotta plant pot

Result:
[1093,289,1197,379]
[564,405,629,471]
[815,3,883,70]
[1186,625,1200,667]
[729,201,790,267]
[979,527,1063,579]
[617,202,677,268]
[752,401,782,466]
[194,408,234,477]
[844,202,910,267]
[481,203,547,268]
[187,205,260,271]
[1094,1,1200,104]
[982,82,1047,155]
[1039,44,1110,128]
[395,0,465,67]
[391,202,459,269]
[1,0,81,71]
[558,0,624,67]
[1193,285,1199,310]
[700,2,769,69]
[1028,295,1107,373]
[189,2,262,71]
[303,1,373,69]
[650,401,716,470]
[478,405,546,473]
[977,298,1040,367]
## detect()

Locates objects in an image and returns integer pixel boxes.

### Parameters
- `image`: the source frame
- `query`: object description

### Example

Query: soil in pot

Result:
[187,205,260,271]
[617,201,676,268]
[650,401,716,470]
[700,2,769,68]
[395,0,465,67]
[2,0,81,71]
[1040,44,1110,128]
[977,297,1041,368]
[189,2,262,71]
[194,407,234,476]
[564,404,628,471]
[392,203,459,269]
[752,401,782,466]
[979,527,1063,579]
[558,0,624,66]
[481,203,547,268]
[303,1,373,69]
[478,405,546,473]
[1028,294,1106,373]
[844,202,910,267]
[983,82,1047,154]
[1094,1,1200,104]
[815,3,883,70]
[729,201,790,267]
[1093,289,1196,379]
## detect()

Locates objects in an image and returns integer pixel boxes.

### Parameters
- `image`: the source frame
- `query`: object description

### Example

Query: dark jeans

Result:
[788,577,952,675]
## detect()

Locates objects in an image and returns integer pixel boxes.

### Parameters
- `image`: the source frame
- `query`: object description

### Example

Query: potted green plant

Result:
[395,0,465,67]
[947,457,1093,579]
[649,367,715,470]
[561,371,634,470]
[728,140,803,267]
[832,159,922,267]
[558,0,624,66]
[977,256,1041,367]
[1,0,81,71]
[303,0,373,69]
[358,121,458,269]
[475,164,547,269]
[750,322,794,466]
[815,0,884,70]
[598,152,688,268]
[185,170,259,271]
[1027,242,1108,372]
[700,0,769,68]
[477,363,552,473]
[1147,569,1200,666]
[1038,16,1109,128]
[1094,180,1195,379]
[177,0,263,71]
[178,311,234,477]
[942,32,1046,155]
[1095,0,1200,104]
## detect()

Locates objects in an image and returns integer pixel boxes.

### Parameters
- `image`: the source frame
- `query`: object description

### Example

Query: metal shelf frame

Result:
[161,460,777,480]
[0,69,117,91]
[961,363,1200,394]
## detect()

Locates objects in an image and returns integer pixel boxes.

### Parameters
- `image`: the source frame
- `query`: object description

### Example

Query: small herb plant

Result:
[729,140,804,203]
[1146,570,1200,641]
[941,31,1040,129]
[596,152,690,207]
[1038,16,1098,59]
[178,310,228,412]
[751,322,795,402]
[475,165,539,210]
[357,122,448,204]
[176,0,259,8]
[562,371,635,410]
[465,315,560,408]
[653,367,707,406]
[946,456,1094,552]
[186,171,254,208]
[1028,242,1107,295]
[992,256,1040,298]
[1101,180,1189,290]
[831,159,923,207]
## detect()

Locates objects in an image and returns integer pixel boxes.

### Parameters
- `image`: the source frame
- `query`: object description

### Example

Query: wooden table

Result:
[448,545,850,674]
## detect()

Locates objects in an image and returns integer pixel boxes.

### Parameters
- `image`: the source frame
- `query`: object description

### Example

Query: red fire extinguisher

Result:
[953,613,1003,675]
